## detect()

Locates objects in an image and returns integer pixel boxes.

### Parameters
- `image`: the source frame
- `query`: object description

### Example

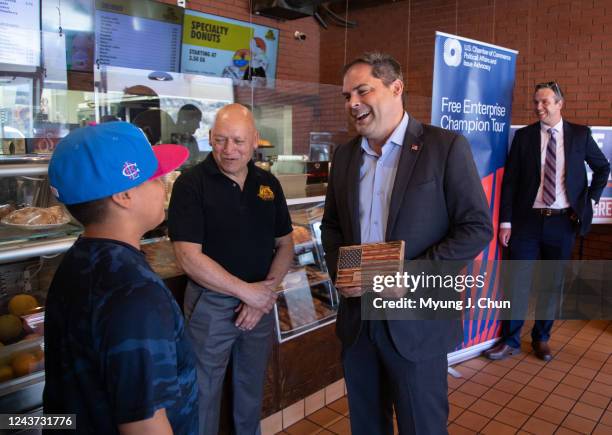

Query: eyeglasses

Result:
[535,81,563,98]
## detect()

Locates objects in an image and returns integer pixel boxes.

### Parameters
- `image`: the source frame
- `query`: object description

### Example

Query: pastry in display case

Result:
[0,286,46,381]
[1,205,71,229]
[274,201,338,342]
[0,204,15,220]
[0,252,61,412]
[0,161,82,250]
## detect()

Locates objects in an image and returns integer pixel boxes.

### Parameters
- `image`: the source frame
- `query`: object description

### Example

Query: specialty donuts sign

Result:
[180,10,279,88]
[185,17,247,48]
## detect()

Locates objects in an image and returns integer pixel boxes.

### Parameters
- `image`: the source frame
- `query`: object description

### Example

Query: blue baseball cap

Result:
[48,122,188,205]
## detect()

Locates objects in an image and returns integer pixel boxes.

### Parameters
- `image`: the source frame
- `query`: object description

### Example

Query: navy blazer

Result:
[500,121,610,236]
[321,116,493,361]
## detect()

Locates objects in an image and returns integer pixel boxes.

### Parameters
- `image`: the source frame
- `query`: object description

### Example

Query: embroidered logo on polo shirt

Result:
[258,185,274,201]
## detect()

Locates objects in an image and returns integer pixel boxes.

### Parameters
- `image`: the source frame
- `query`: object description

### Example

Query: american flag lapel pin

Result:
[411,144,419,151]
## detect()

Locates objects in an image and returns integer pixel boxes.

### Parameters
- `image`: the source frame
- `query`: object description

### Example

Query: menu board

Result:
[181,11,279,87]
[0,0,40,67]
[94,0,183,72]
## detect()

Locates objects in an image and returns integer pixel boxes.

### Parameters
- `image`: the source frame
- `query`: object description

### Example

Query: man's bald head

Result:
[210,104,259,182]
[213,104,256,134]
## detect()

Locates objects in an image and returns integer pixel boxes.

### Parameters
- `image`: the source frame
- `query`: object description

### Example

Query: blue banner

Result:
[432,32,517,178]
[432,32,518,351]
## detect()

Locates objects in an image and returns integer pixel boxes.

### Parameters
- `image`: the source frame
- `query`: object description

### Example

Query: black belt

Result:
[534,208,570,216]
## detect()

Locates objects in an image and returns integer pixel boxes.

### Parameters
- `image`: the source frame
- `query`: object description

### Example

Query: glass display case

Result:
[0,155,82,413]
[0,155,82,256]
[276,199,338,342]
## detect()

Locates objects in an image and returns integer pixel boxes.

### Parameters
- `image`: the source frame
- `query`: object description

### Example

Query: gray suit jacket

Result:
[321,115,493,361]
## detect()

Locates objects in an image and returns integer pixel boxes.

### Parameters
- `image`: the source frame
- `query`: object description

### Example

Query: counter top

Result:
[141,239,184,280]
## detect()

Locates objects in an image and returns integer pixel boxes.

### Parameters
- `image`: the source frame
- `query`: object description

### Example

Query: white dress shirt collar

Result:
[360,112,409,156]
[540,118,563,134]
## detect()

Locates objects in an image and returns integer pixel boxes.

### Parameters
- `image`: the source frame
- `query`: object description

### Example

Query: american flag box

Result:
[335,241,405,288]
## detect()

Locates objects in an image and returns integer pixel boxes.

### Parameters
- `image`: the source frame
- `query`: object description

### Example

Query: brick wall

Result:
[320,0,612,126]
[319,0,612,259]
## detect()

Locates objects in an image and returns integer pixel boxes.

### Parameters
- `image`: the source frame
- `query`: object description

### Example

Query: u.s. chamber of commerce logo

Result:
[443,38,462,67]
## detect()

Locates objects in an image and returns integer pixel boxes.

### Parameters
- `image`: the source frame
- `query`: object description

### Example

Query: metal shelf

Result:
[286,195,325,206]
[0,236,77,264]
[0,163,48,177]
[0,155,50,177]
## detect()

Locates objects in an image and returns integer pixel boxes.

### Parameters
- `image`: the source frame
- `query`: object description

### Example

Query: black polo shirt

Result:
[168,154,292,283]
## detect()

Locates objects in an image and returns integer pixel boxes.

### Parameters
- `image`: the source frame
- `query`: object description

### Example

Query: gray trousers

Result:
[184,281,274,435]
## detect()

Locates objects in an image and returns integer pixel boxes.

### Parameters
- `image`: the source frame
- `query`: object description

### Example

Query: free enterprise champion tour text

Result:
[439,97,507,133]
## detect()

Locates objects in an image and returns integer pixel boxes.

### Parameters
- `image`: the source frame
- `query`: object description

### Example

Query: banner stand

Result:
[430,31,518,366]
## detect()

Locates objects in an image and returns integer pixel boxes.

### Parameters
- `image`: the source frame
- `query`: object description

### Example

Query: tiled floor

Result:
[275,320,611,434]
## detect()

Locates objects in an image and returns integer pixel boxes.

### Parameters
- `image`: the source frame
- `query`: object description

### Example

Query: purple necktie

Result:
[542,128,557,206]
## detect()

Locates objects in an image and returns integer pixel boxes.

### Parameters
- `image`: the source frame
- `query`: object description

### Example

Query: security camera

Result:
[294,31,307,41]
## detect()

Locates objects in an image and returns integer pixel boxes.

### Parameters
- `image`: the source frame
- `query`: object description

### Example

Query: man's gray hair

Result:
[342,52,404,86]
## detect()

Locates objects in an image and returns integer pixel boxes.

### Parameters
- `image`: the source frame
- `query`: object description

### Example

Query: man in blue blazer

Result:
[486,81,610,361]
[321,52,492,435]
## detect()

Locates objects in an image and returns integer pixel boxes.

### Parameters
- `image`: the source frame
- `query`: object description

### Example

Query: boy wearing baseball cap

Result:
[43,122,198,434]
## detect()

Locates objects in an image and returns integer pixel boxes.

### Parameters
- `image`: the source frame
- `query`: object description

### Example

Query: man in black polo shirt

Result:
[168,104,294,435]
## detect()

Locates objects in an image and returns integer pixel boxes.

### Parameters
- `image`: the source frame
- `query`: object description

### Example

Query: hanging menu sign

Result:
[0,0,41,67]
[94,0,183,72]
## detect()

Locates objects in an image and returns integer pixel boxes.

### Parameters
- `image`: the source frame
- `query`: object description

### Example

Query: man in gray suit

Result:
[321,52,492,435]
